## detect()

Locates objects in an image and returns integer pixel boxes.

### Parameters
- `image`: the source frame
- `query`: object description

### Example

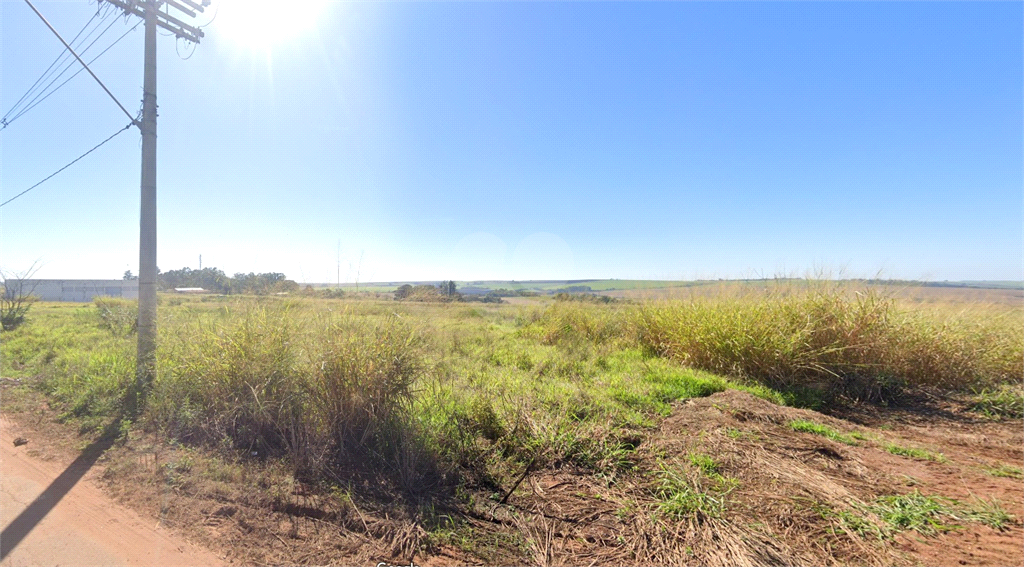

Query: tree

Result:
[1,263,41,331]
[123,270,138,281]
[394,284,413,300]
[438,280,458,297]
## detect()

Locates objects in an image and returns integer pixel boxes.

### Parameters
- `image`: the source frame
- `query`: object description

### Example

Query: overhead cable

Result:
[2,9,103,124]
[4,19,143,129]
[4,6,117,121]
[20,0,138,127]
[4,12,123,128]
[0,123,134,209]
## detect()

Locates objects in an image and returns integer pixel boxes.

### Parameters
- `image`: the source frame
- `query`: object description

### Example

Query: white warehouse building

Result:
[9,280,139,302]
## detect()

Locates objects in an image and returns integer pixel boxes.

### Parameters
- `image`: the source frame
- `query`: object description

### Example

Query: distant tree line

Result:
[151,267,299,295]
[393,280,502,303]
[553,285,593,293]
[393,283,457,302]
[486,288,539,298]
[553,292,618,304]
[301,286,345,299]
[391,282,553,303]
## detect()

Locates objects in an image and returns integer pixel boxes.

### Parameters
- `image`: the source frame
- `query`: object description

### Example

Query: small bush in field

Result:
[94,297,138,336]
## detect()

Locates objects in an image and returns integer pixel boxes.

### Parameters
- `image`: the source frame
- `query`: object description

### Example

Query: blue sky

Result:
[1,1,1021,283]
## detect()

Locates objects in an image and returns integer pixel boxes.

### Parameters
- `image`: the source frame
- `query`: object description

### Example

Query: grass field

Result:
[1,283,1021,565]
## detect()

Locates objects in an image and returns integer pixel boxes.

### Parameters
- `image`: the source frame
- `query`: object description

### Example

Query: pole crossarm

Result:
[101,0,204,43]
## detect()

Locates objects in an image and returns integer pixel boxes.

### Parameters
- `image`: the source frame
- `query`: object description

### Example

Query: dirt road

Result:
[0,417,223,566]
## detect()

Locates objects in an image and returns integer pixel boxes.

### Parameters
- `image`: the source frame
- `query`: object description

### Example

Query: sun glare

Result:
[215,0,327,48]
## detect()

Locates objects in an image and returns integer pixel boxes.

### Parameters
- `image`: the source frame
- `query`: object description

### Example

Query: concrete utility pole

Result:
[99,0,208,416]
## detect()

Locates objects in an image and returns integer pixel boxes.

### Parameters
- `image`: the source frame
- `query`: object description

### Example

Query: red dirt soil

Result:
[0,416,223,566]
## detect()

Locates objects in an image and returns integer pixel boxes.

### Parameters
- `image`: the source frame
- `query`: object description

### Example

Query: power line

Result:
[21,0,138,126]
[4,6,118,123]
[2,9,103,125]
[4,19,143,128]
[4,12,125,128]
[0,122,133,209]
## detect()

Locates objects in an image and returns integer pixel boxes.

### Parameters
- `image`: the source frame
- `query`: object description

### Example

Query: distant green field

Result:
[318,279,1023,295]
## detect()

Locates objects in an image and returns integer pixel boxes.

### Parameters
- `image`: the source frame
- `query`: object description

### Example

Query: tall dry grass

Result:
[633,285,1022,399]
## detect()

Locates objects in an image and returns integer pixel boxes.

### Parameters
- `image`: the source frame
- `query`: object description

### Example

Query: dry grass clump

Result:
[634,285,1022,399]
[525,301,634,348]
[148,306,434,491]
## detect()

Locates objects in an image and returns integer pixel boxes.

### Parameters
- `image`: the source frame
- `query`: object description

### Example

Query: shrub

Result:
[94,297,138,336]
[1,280,38,331]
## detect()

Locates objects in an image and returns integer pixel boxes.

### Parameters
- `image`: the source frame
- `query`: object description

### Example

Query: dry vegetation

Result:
[1,282,1021,566]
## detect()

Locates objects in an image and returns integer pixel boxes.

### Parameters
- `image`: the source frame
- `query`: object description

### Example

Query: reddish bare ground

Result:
[0,416,223,566]
[653,390,1023,567]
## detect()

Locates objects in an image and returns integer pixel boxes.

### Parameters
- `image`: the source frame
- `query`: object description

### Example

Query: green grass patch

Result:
[822,492,1017,540]
[788,420,859,445]
[688,453,722,479]
[885,444,946,462]
[970,384,1024,419]
[869,491,960,535]
[655,464,725,519]
[984,464,1023,479]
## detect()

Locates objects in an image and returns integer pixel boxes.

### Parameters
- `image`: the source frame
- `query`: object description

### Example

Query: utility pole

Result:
[99,0,208,416]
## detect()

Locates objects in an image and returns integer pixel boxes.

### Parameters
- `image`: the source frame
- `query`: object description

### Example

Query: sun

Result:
[214,0,328,48]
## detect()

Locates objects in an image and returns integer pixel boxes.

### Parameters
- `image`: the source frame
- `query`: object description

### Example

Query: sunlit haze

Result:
[215,0,327,49]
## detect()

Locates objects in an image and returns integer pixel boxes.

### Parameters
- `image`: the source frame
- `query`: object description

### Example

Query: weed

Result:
[94,297,138,336]
[656,475,723,519]
[817,505,887,540]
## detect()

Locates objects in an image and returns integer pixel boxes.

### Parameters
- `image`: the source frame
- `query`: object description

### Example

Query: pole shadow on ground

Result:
[0,420,120,560]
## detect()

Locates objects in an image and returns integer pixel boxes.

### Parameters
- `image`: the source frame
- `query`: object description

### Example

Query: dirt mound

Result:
[653,390,1023,567]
